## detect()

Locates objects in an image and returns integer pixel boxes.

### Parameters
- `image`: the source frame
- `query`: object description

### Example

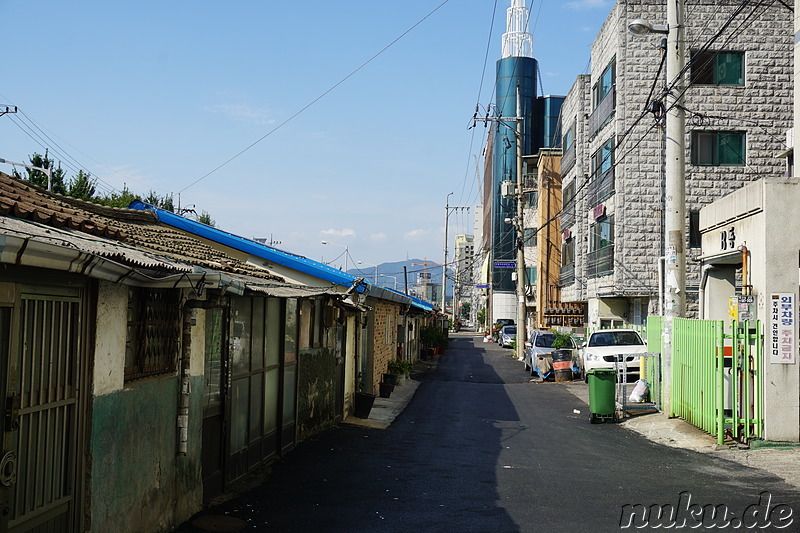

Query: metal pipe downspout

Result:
[177,300,193,456]
[658,256,665,316]
[698,264,713,320]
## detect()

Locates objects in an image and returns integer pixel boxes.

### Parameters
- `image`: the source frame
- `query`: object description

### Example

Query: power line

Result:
[180,0,453,195]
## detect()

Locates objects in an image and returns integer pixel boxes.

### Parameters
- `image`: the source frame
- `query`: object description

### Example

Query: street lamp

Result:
[628,3,686,417]
[0,157,53,191]
[357,261,378,283]
[321,241,349,272]
[379,274,398,290]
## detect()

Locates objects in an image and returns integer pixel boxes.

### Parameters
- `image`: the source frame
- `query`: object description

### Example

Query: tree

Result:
[93,186,140,208]
[460,301,471,319]
[143,190,175,213]
[13,152,67,194]
[68,170,97,200]
[198,210,216,227]
[477,307,486,327]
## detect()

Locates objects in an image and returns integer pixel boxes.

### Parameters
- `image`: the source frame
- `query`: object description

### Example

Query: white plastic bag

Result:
[629,379,648,403]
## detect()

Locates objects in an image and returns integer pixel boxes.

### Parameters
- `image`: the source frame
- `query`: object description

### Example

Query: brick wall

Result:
[368,300,399,394]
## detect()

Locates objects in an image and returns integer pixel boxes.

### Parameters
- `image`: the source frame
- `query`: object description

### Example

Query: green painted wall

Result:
[297,348,338,441]
[89,375,203,533]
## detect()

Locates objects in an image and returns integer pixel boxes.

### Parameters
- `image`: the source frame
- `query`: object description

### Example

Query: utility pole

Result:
[662,0,686,417]
[628,0,686,418]
[514,85,527,362]
[442,193,469,318]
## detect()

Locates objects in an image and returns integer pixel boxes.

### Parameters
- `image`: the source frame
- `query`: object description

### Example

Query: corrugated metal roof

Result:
[130,200,364,292]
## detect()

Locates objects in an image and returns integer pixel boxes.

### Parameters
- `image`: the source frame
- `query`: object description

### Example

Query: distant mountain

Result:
[346,258,452,297]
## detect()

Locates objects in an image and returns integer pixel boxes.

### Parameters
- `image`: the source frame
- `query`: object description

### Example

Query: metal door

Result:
[4,287,86,533]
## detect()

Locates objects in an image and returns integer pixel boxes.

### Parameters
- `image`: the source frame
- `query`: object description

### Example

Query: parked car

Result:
[498,325,517,348]
[523,330,578,378]
[580,328,648,381]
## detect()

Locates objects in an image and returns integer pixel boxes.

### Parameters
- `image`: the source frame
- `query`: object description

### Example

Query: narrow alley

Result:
[178,332,800,532]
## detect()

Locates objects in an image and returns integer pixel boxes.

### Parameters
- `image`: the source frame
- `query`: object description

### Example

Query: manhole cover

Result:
[191,514,247,532]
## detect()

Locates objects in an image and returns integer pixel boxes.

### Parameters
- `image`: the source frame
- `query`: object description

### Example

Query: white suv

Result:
[580,329,647,381]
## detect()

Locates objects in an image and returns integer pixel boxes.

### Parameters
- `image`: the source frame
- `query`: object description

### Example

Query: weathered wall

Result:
[297,345,338,441]
[89,282,203,533]
[89,376,203,532]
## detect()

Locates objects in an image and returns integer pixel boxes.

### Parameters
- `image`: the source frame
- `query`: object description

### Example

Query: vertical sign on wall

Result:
[770,293,796,364]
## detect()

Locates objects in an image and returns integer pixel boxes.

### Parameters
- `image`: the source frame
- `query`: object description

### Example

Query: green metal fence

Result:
[721,320,763,443]
[648,317,763,445]
[672,318,720,434]
[645,316,663,408]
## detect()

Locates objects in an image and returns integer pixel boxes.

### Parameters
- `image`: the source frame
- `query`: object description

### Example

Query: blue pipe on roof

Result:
[128,201,363,291]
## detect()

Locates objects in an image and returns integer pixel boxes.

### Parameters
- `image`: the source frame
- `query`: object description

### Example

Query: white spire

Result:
[501,0,533,59]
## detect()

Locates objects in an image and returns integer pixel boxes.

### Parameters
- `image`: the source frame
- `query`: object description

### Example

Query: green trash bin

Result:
[587,368,616,423]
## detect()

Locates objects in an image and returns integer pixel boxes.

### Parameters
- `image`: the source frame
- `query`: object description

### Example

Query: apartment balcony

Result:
[561,141,576,175]
[587,166,615,208]
[586,246,614,278]
[588,86,615,139]
[559,263,575,286]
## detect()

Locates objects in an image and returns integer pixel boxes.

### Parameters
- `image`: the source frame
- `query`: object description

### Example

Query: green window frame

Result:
[691,50,744,86]
[525,267,537,285]
[562,238,575,267]
[592,138,614,178]
[563,127,574,150]
[691,131,746,166]
[590,215,614,252]
[593,58,615,108]
[523,228,538,247]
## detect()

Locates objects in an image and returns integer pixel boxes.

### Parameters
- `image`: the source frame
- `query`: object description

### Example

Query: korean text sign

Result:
[770,293,796,364]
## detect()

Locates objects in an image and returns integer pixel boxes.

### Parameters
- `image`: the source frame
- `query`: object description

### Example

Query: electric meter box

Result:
[501,180,517,199]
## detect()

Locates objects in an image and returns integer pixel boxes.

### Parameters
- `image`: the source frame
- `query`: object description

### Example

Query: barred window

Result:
[125,288,181,381]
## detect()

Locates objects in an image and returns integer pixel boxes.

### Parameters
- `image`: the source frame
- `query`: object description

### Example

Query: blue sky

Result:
[0,0,612,273]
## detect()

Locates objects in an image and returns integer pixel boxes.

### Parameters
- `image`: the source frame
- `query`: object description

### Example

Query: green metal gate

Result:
[662,318,763,445]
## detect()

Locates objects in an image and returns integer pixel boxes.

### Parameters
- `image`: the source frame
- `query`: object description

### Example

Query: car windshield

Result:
[532,333,575,348]
[534,334,555,347]
[504,326,516,335]
[588,331,644,347]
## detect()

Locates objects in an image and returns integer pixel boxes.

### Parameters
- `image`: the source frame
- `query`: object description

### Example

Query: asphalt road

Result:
[178,332,800,532]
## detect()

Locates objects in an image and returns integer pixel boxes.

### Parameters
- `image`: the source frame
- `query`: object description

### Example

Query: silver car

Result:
[498,325,517,348]
[523,330,577,378]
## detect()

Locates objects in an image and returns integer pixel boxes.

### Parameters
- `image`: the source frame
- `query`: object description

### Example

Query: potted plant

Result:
[384,359,412,386]
[421,326,449,354]
[550,330,575,382]
[379,381,394,398]
[353,391,376,418]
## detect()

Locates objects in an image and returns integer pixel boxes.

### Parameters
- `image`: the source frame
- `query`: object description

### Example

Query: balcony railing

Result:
[588,86,615,139]
[559,263,575,286]
[561,141,576,175]
[586,246,614,278]
[587,166,615,208]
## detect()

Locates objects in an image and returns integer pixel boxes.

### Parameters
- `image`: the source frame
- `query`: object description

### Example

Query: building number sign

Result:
[720,226,736,251]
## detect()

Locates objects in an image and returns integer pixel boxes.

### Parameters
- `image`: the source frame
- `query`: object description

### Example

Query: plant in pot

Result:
[421,326,449,355]
[550,330,575,382]
[384,359,412,386]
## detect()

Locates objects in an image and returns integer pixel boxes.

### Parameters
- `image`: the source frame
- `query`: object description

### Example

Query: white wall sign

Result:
[770,293,796,364]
